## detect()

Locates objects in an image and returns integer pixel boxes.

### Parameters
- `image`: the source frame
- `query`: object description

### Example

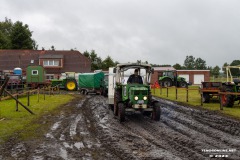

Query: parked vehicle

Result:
[78,72,106,95]
[7,75,24,89]
[108,63,161,122]
[220,65,240,107]
[200,81,222,103]
[51,72,78,91]
[159,70,188,88]
[26,65,50,89]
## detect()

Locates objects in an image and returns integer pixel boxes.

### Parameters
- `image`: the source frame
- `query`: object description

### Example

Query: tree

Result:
[183,55,195,69]
[194,58,207,70]
[10,21,35,49]
[173,63,182,70]
[230,60,240,76]
[102,56,115,70]
[83,50,90,58]
[183,55,207,70]
[212,66,220,78]
[222,62,229,74]
[0,18,37,49]
[0,18,13,49]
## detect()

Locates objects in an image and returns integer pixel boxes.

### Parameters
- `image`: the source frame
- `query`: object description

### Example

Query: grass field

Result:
[151,86,240,120]
[0,94,74,143]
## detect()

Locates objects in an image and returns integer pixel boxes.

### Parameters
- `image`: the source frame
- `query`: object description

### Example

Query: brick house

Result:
[152,67,210,85]
[0,50,91,79]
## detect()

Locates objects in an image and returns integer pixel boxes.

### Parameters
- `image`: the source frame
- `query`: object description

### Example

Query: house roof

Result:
[39,54,64,59]
[153,67,176,71]
[0,50,91,73]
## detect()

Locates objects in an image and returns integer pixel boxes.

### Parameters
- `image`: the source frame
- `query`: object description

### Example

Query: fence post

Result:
[219,92,223,110]
[37,87,40,102]
[16,90,18,111]
[27,91,30,106]
[175,87,177,100]
[167,87,168,97]
[44,88,46,100]
[186,86,189,102]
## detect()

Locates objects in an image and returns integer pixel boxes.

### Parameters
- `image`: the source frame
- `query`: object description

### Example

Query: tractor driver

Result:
[127,69,143,84]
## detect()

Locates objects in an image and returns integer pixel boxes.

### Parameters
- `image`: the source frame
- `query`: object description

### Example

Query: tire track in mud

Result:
[1,95,240,159]
[90,96,240,159]
[155,98,240,159]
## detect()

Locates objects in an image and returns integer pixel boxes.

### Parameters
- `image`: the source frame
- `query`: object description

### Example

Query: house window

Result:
[43,60,60,66]
[46,74,54,80]
[32,70,38,75]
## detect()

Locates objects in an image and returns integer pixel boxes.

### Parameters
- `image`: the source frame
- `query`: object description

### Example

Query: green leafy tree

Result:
[0,18,37,49]
[183,55,195,69]
[222,62,229,74]
[173,63,182,70]
[102,56,115,70]
[194,58,207,69]
[10,21,35,49]
[0,18,13,49]
[83,50,90,58]
[212,65,220,78]
[230,60,240,76]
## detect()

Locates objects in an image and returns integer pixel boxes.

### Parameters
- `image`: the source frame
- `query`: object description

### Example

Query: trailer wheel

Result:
[152,102,161,121]
[118,103,125,122]
[202,93,210,103]
[65,80,77,91]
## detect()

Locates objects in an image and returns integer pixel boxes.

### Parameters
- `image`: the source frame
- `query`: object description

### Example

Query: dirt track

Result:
[0,95,239,159]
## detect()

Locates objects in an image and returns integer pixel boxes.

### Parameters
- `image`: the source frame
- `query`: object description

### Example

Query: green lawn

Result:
[0,94,74,143]
[151,86,240,120]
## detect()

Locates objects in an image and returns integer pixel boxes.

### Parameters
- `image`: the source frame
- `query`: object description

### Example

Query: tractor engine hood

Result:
[127,85,149,106]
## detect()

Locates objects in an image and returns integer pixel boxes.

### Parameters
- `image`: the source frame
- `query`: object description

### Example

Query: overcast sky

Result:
[1,0,240,67]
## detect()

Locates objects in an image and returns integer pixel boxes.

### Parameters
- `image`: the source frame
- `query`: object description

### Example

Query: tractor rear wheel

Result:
[220,86,234,107]
[162,79,172,87]
[118,103,125,122]
[65,80,77,91]
[152,102,161,121]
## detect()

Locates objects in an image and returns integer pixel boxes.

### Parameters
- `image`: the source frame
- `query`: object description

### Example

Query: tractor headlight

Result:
[143,96,148,100]
[134,96,138,100]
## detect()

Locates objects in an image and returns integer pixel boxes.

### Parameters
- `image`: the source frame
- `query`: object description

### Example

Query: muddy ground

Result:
[0,95,240,160]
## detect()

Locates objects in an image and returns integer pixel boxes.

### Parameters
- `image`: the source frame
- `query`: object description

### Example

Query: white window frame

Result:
[43,60,60,66]
[32,70,38,75]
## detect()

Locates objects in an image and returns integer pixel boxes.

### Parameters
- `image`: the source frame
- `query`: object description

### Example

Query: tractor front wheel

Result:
[118,103,125,122]
[114,90,121,116]
[65,80,77,91]
[179,81,188,88]
[152,102,161,121]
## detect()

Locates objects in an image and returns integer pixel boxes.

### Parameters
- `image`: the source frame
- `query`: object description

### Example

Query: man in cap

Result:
[127,69,143,84]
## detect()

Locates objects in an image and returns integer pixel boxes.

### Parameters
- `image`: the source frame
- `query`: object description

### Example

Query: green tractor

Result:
[159,70,188,88]
[220,80,240,107]
[51,72,78,91]
[220,65,240,107]
[108,63,161,122]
